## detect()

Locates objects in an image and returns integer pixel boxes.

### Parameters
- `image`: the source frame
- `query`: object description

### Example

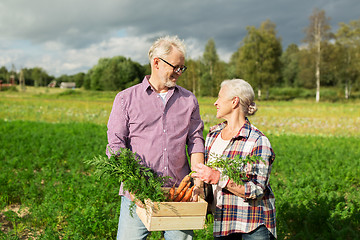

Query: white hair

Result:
[148,35,186,64]
[221,79,257,116]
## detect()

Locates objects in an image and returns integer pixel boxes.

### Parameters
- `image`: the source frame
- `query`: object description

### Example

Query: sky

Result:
[0,0,359,77]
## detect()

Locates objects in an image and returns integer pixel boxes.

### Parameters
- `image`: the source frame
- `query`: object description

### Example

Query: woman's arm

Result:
[224,179,245,198]
[192,164,246,198]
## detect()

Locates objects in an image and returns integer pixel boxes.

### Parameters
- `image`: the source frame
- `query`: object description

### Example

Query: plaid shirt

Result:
[205,119,276,238]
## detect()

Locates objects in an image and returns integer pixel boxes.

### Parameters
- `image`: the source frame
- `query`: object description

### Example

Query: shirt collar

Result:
[141,75,152,93]
[141,75,178,94]
[209,118,252,140]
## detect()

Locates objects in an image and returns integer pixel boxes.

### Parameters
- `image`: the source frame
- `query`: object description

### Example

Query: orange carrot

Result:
[181,185,195,202]
[173,182,191,202]
[175,174,191,196]
[169,184,176,200]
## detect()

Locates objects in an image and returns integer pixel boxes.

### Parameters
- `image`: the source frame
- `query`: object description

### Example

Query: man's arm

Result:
[190,152,204,201]
[106,92,129,157]
[190,152,204,186]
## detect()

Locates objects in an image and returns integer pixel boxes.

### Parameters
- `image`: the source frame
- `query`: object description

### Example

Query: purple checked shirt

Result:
[106,76,205,198]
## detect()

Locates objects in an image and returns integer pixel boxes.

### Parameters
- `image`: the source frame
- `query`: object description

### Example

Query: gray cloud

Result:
[0,0,359,76]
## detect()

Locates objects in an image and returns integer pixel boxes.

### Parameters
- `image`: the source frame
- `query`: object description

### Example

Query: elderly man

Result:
[106,35,205,240]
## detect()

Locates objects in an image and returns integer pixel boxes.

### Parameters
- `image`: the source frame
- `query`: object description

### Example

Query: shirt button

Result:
[164,167,167,170]
[163,129,166,133]
[164,148,167,151]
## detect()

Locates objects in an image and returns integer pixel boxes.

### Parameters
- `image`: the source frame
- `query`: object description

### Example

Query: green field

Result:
[1,87,360,239]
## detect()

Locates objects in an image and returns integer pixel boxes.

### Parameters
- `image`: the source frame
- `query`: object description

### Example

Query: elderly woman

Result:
[192,79,276,240]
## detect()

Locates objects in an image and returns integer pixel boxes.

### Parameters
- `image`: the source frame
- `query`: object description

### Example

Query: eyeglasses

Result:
[159,58,187,74]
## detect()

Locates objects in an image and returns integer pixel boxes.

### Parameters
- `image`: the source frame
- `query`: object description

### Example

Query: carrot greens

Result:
[206,154,264,185]
[85,148,170,208]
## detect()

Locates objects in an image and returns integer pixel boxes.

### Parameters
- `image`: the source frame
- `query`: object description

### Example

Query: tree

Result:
[83,71,92,90]
[9,64,17,84]
[335,18,360,99]
[213,60,228,94]
[228,50,240,79]
[201,38,220,96]
[181,59,201,95]
[19,68,26,91]
[30,67,53,87]
[297,47,316,89]
[20,68,34,86]
[88,56,145,91]
[73,72,86,88]
[303,8,332,102]
[0,66,8,82]
[237,20,282,99]
[281,44,300,87]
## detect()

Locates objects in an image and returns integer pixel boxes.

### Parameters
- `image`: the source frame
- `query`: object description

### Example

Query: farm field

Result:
[1,87,359,136]
[1,87,360,239]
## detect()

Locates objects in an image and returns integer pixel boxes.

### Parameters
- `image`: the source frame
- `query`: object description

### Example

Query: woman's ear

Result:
[232,97,239,108]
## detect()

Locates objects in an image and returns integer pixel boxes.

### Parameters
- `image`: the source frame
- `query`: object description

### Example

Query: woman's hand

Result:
[192,163,220,185]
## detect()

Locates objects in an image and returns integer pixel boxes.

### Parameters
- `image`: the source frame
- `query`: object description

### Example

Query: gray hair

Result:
[221,79,257,116]
[148,35,186,64]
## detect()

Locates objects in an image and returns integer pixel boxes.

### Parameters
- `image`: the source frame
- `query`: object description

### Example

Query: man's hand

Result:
[191,185,204,202]
[192,163,220,185]
[129,193,145,208]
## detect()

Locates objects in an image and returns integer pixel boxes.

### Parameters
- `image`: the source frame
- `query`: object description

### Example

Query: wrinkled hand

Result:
[191,185,204,202]
[192,163,220,185]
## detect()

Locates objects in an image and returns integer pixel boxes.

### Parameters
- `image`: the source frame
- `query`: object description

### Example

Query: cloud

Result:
[0,0,359,77]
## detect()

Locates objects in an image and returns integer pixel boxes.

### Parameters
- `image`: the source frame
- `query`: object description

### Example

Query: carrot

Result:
[169,184,176,200]
[175,174,191,196]
[173,182,191,202]
[181,185,195,202]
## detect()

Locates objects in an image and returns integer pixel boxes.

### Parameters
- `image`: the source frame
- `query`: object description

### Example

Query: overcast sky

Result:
[1,0,359,77]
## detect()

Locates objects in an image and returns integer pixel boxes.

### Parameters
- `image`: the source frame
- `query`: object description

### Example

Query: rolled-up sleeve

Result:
[106,92,129,157]
[244,136,275,200]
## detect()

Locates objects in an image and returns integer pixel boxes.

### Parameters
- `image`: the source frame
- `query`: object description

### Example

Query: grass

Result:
[1,87,359,136]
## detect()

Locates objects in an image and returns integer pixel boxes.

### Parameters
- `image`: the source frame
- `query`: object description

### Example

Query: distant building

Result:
[60,82,76,89]
[48,80,57,88]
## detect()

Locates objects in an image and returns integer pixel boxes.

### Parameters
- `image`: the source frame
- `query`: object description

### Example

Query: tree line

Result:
[1,9,359,101]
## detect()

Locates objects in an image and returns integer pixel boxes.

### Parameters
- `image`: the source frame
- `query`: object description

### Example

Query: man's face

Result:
[158,48,185,88]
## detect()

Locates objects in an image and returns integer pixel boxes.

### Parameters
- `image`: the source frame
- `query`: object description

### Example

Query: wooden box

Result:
[136,197,208,231]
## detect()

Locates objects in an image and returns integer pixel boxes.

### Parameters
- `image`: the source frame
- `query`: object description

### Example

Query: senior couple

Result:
[106,36,276,240]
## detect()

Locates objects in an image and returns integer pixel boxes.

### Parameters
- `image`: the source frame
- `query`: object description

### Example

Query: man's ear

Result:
[153,57,160,70]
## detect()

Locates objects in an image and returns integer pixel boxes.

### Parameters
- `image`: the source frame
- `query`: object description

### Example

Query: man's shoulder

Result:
[117,81,145,97]
[176,85,197,100]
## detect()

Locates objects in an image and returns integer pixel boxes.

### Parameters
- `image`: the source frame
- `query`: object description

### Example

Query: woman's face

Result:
[214,86,233,119]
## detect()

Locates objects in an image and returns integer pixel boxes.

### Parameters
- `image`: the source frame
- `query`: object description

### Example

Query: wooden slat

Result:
[148,216,206,231]
[136,196,208,231]
[147,198,207,217]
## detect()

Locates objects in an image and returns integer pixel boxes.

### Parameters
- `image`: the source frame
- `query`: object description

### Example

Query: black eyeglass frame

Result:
[158,58,187,73]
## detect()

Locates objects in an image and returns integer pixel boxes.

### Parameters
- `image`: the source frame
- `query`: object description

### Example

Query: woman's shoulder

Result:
[209,122,226,133]
[248,123,271,143]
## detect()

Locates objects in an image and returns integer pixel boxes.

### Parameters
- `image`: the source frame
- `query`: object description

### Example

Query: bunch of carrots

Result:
[86,150,197,204]
[167,174,195,202]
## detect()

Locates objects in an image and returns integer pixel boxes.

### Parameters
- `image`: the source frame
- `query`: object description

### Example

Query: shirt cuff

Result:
[217,173,229,188]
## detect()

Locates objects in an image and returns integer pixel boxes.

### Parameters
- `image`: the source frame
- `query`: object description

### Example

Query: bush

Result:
[0,85,18,92]
[267,87,313,100]
[267,87,359,101]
